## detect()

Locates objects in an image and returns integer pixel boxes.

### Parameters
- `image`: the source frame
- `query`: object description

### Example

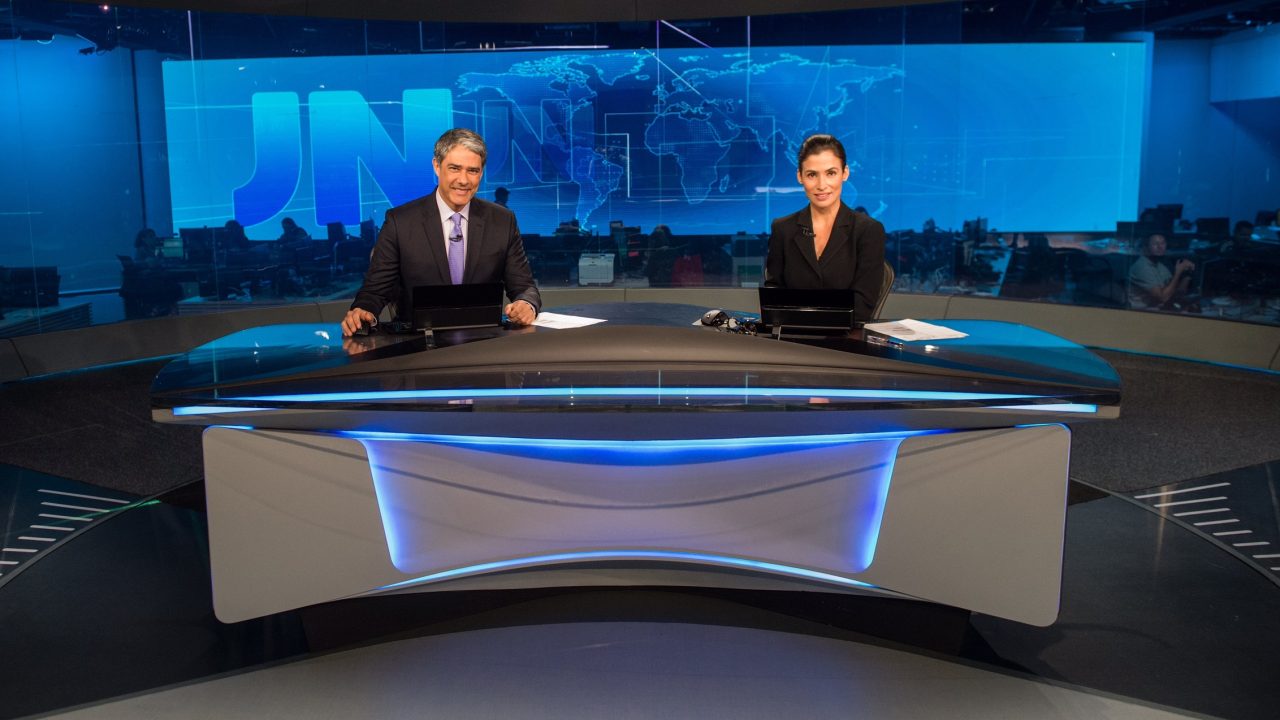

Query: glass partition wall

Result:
[1,2,1276,337]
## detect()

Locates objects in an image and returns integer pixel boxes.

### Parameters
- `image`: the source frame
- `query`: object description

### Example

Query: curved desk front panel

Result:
[153,304,1118,626]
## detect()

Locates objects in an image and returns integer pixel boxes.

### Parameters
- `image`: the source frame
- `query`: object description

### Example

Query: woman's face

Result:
[798,150,849,212]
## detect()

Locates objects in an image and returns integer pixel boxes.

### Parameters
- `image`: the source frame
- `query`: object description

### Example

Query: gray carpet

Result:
[1069,351,1280,492]
[0,351,1277,497]
[0,360,204,497]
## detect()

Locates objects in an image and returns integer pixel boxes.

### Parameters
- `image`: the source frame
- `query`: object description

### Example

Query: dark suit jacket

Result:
[764,203,886,321]
[351,190,541,321]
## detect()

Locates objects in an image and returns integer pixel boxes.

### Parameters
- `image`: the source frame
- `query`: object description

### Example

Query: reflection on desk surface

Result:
[150,303,1120,417]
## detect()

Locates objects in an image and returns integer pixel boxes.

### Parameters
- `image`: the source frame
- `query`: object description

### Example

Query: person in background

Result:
[763,133,885,322]
[278,217,311,244]
[1128,232,1195,310]
[1218,220,1253,256]
[133,228,161,262]
[223,219,251,252]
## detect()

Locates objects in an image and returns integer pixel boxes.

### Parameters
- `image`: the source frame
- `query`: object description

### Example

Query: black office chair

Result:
[874,261,895,319]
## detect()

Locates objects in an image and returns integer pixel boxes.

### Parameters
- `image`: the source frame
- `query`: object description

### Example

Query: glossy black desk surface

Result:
[152,302,1119,418]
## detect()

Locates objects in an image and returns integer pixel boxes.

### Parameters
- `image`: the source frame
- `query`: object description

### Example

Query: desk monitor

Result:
[411,282,504,331]
[758,286,859,335]
[1148,204,1181,234]
[1195,217,1229,239]
[161,236,186,259]
[178,228,213,262]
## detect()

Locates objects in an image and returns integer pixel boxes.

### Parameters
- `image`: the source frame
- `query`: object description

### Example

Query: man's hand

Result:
[341,308,377,336]
[505,300,537,326]
[1175,258,1195,275]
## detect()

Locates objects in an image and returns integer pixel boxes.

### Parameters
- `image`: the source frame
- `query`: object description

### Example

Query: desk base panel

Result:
[203,423,1069,625]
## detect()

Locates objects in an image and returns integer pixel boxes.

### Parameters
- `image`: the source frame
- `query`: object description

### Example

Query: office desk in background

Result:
[151,303,1120,626]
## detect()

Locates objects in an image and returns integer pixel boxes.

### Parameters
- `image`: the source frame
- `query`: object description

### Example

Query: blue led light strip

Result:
[179,401,1095,417]
[172,406,272,416]
[345,428,941,449]
[375,550,875,591]
[987,403,1097,413]
[226,386,1040,403]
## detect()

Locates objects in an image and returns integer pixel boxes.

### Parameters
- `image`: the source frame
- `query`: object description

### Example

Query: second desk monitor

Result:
[758,286,860,336]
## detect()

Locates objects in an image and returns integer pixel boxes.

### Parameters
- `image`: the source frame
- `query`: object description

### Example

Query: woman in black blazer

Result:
[764,134,885,322]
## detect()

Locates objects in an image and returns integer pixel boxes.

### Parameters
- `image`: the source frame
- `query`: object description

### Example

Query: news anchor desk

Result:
[151,303,1120,626]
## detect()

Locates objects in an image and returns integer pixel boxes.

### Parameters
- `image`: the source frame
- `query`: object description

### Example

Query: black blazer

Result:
[351,190,542,320]
[764,203,886,321]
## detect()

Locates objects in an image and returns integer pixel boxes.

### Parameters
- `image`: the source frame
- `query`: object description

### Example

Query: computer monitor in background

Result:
[1195,217,1230,239]
[210,227,228,249]
[1256,210,1277,227]
[1116,221,1161,248]
[1137,207,1175,237]
[160,237,184,259]
[178,228,214,262]
[326,222,346,245]
[360,219,377,245]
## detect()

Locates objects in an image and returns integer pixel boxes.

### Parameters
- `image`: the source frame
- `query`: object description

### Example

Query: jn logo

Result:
[233,90,453,227]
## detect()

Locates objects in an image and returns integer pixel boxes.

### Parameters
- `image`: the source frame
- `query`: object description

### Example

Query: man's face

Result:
[1146,234,1167,256]
[433,146,484,212]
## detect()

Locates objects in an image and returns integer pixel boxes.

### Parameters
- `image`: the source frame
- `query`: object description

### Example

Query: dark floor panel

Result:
[0,466,137,580]
[1127,460,1280,581]
[972,493,1280,720]
[0,480,308,720]
[2,475,1278,719]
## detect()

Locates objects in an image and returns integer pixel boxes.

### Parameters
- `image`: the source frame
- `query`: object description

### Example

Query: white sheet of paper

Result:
[863,319,968,342]
[532,312,608,329]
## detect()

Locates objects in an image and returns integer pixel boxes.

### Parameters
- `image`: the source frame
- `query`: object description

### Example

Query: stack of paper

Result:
[863,319,968,342]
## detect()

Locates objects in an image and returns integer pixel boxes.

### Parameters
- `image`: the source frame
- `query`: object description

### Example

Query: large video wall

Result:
[165,44,1144,239]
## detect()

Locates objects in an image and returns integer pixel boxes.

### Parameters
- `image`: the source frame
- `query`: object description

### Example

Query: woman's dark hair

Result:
[797,134,847,170]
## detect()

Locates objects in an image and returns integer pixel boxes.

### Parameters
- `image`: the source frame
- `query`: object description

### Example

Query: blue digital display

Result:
[163,44,1145,239]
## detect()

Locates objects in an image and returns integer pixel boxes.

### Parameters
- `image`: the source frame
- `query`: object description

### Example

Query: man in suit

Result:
[341,128,540,335]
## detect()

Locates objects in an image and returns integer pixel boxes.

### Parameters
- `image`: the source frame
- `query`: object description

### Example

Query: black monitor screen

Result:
[178,228,214,262]
[411,282,504,331]
[1195,217,1230,238]
[759,287,858,310]
[758,286,859,332]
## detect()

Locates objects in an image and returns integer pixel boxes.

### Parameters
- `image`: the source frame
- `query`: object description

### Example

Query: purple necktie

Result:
[447,212,464,285]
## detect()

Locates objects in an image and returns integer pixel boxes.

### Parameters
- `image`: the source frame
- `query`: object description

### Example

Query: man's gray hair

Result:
[434,128,487,167]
